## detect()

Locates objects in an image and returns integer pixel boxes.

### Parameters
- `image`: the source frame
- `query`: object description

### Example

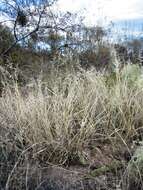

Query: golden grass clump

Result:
[1,65,143,152]
[1,63,143,189]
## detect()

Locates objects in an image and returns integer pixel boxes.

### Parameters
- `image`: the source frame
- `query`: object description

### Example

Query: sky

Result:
[56,0,143,25]
[0,0,143,40]
[1,0,143,25]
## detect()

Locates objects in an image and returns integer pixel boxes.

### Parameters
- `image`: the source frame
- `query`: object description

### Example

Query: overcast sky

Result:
[56,0,143,25]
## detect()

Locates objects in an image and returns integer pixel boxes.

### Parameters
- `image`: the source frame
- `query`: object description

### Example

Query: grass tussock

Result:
[1,63,143,189]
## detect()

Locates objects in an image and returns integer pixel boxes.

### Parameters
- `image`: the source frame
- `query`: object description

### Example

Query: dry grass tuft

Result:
[1,63,143,189]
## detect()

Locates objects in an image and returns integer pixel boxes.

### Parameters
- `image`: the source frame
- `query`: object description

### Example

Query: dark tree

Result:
[0,0,58,56]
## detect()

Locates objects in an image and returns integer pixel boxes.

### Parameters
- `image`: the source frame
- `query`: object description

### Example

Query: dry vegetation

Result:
[0,60,143,189]
[1,1,143,189]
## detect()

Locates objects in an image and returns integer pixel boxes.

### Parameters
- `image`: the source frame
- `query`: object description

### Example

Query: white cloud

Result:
[1,0,143,27]
[56,0,143,24]
[102,0,143,20]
